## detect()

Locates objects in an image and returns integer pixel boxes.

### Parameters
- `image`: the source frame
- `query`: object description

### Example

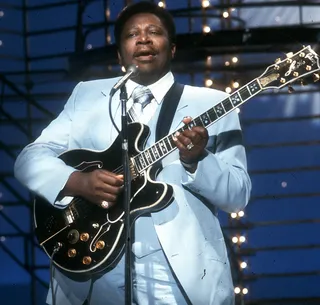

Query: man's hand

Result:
[173,116,209,171]
[64,170,124,209]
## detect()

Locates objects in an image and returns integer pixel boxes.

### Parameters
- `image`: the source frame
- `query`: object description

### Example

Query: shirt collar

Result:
[126,71,174,104]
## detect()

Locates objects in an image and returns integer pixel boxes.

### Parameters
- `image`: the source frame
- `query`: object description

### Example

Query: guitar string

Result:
[70,67,291,210]
[69,58,318,210]
[72,68,280,204]
[108,72,273,176]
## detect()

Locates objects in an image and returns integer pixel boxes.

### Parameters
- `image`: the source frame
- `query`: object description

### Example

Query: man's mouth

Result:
[134,50,157,61]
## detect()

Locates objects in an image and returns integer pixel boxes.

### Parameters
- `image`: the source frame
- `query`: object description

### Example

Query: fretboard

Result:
[133,78,262,173]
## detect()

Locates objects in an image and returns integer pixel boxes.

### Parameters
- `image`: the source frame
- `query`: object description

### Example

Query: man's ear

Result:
[117,51,123,66]
[171,44,176,59]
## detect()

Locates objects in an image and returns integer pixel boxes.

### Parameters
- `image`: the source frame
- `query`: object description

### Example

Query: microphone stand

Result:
[119,85,134,305]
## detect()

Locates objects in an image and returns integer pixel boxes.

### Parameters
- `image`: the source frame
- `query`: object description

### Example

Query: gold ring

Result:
[186,142,194,151]
[101,200,109,209]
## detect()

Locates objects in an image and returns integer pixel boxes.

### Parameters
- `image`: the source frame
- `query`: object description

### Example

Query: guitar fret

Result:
[239,86,251,101]
[141,152,150,167]
[145,149,154,164]
[164,137,172,150]
[168,135,176,148]
[229,92,242,107]
[158,140,168,155]
[189,120,196,128]
[220,101,226,112]
[194,117,203,127]
[208,108,218,122]
[137,154,147,170]
[200,112,211,127]
[134,157,142,172]
[222,99,233,112]
[214,103,225,117]
[248,79,261,95]
[151,145,160,160]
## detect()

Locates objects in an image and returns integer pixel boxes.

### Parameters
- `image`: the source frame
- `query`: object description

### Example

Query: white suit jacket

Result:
[14,77,251,305]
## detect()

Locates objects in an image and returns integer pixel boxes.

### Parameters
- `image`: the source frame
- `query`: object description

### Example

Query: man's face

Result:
[118,13,176,85]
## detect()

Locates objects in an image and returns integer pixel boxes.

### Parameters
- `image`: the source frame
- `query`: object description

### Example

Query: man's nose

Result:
[136,32,152,44]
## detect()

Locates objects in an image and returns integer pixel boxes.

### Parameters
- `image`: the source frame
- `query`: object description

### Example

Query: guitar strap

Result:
[155,81,185,142]
[154,82,193,305]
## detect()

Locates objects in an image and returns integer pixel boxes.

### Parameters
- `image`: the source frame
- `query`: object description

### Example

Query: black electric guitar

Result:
[34,45,320,277]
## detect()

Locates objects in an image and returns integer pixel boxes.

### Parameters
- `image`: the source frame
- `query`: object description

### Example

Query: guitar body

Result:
[34,122,173,278]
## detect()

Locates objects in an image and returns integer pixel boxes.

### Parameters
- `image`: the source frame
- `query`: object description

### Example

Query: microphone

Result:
[109,65,139,96]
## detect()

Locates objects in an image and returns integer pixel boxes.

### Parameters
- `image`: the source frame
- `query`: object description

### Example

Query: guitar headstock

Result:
[258,45,320,90]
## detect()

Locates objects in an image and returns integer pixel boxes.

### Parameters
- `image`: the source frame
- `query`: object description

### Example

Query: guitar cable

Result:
[50,242,62,305]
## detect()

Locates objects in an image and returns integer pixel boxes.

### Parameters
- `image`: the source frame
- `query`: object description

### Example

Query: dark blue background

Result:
[1,0,320,304]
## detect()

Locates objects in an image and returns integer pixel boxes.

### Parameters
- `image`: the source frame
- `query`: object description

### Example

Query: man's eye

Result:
[127,32,137,38]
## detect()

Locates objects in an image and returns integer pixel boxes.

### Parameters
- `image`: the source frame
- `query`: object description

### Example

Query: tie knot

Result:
[132,85,153,109]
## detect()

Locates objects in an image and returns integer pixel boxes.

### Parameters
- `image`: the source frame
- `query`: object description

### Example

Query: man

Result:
[14,1,251,305]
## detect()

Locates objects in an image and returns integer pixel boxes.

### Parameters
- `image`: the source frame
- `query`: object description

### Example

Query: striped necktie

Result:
[129,85,154,122]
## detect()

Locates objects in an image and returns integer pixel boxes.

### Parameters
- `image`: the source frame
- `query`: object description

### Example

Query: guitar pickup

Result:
[64,207,76,224]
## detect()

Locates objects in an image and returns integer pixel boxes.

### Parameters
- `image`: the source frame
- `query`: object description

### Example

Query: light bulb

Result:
[202,0,210,8]
[232,236,238,243]
[223,12,229,18]
[239,236,246,243]
[225,87,232,94]
[205,79,213,87]
[203,25,211,33]
[233,81,240,89]
[240,261,247,269]
[238,211,244,217]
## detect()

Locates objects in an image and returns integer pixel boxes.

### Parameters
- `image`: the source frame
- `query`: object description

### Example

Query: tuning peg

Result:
[275,58,281,64]
[313,73,320,82]
[299,52,306,58]
[286,52,294,58]
[306,65,312,71]
[288,85,295,93]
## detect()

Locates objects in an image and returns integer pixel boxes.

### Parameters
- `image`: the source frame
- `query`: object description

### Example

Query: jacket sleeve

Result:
[14,82,83,205]
[181,109,251,213]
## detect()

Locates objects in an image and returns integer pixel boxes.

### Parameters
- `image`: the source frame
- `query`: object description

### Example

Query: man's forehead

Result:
[123,12,163,27]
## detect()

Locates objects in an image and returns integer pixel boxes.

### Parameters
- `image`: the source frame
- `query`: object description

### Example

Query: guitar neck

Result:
[133,77,263,173]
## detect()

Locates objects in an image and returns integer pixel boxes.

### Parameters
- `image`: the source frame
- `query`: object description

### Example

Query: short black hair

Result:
[114,1,176,47]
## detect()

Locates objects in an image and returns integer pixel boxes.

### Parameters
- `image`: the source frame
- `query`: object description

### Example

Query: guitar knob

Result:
[80,233,89,242]
[68,249,77,258]
[96,240,105,250]
[67,229,80,244]
[82,256,92,265]
[299,52,305,57]
[280,78,286,84]
[293,72,299,77]
[306,65,311,71]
